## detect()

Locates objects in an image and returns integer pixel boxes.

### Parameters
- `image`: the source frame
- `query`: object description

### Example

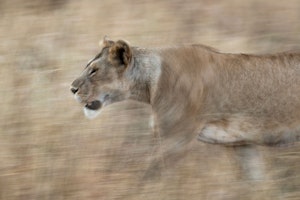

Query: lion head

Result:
[70,37,134,119]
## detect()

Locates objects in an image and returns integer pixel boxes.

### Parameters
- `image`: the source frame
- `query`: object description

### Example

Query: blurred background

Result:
[1,0,300,199]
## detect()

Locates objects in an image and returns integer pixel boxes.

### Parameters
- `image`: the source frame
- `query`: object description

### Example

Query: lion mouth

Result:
[85,100,102,110]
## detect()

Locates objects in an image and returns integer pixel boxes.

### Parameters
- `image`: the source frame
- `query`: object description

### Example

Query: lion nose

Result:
[70,86,79,94]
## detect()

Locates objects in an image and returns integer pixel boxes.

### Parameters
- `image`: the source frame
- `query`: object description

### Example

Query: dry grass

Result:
[1,0,300,199]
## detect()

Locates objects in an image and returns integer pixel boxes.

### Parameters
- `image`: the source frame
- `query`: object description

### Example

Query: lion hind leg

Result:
[198,124,247,145]
[197,117,259,145]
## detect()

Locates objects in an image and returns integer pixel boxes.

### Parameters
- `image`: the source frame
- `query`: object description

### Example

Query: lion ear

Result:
[109,40,132,66]
[99,35,114,48]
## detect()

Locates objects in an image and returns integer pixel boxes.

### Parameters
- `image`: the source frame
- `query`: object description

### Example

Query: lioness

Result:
[71,37,300,146]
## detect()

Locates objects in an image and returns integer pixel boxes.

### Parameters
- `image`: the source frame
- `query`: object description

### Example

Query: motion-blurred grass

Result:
[1,1,300,199]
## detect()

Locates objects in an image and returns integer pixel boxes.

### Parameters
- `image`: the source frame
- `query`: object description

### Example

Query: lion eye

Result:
[89,68,98,76]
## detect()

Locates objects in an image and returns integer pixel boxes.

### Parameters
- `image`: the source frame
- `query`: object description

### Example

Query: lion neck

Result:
[126,49,162,104]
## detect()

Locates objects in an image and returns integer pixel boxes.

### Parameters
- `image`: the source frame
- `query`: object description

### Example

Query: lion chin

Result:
[83,100,102,119]
[83,107,101,119]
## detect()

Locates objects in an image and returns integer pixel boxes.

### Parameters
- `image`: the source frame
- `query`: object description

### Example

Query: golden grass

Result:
[1,0,300,199]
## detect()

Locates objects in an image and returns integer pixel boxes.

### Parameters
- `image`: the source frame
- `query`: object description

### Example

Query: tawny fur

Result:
[71,37,300,146]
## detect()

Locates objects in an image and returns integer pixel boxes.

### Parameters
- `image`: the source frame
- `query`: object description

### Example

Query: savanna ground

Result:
[1,0,300,199]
